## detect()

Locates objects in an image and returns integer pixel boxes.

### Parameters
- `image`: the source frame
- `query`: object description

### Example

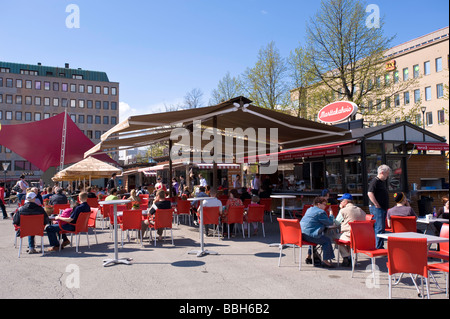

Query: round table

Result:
[99,200,132,267]
[270,195,297,219]
[270,195,297,247]
[187,197,219,257]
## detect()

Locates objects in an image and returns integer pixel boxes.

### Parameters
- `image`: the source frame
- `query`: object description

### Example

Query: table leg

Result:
[103,204,133,267]
[188,202,218,257]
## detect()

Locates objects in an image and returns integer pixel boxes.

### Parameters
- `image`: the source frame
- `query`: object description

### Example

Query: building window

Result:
[437,110,445,124]
[70,84,76,92]
[111,116,117,125]
[384,74,390,86]
[15,95,22,104]
[103,116,109,125]
[111,87,117,95]
[394,94,400,107]
[95,86,101,94]
[95,101,101,109]
[70,99,76,108]
[424,61,430,75]
[44,97,50,106]
[111,102,117,110]
[426,112,433,126]
[53,82,59,91]
[95,131,101,139]
[87,85,93,94]
[385,96,390,109]
[78,115,85,123]
[6,95,13,104]
[62,98,68,108]
[25,112,32,121]
[26,80,32,89]
[103,87,109,95]
[436,57,442,72]
[34,113,41,121]
[403,92,410,105]
[87,100,93,109]
[16,79,23,88]
[0,94,2,103]
[44,113,50,119]
[402,68,409,81]
[35,97,41,106]
[6,111,12,120]
[6,78,13,87]
[86,130,93,139]
[44,81,51,91]
[414,89,420,104]
[35,81,41,90]
[437,83,444,99]
[53,98,59,107]
[0,77,3,87]
[70,114,76,123]
[87,115,93,124]
[62,83,68,92]
[79,84,85,93]
[413,64,420,78]
[376,99,382,111]
[103,101,109,110]
[15,111,22,121]
[79,100,85,108]
[425,86,432,101]
[393,71,399,84]
[25,96,32,105]
[95,116,101,124]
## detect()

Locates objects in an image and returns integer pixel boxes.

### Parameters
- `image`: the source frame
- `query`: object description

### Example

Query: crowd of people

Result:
[6,167,449,270]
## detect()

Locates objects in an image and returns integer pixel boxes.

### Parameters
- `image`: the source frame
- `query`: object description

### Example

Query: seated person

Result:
[49,188,68,205]
[46,192,91,252]
[333,193,366,266]
[300,197,335,268]
[86,187,97,199]
[245,195,261,235]
[13,192,51,254]
[141,190,171,241]
[202,189,222,236]
[240,188,252,202]
[42,187,54,201]
[435,197,449,235]
[105,188,119,201]
[386,192,417,229]
[223,189,244,236]
[321,189,338,205]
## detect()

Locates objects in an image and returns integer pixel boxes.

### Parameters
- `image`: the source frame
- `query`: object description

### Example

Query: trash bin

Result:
[417,196,434,217]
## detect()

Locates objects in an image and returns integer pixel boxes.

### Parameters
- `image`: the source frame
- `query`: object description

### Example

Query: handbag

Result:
[12,183,22,193]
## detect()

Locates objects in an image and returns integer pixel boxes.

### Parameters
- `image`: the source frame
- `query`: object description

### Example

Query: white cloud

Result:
[119,101,139,122]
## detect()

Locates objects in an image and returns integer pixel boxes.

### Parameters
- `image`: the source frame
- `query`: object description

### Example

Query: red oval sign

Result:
[318,101,358,124]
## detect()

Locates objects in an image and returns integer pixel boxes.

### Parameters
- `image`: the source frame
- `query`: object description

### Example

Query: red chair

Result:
[87,208,99,244]
[149,209,174,246]
[58,212,91,253]
[349,221,388,278]
[365,214,374,221]
[225,206,245,239]
[53,203,71,215]
[428,262,449,298]
[120,210,143,248]
[334,238,351,266]
[277,218,317,271]
[243,199,252,208]
[259,198,273,222]
[17,215,45,258]
[390,216,417,233]
[174,200,191,225]
[327,205,339,218]
[387,237,430,299]
[302,205,313,215]
[200,206,222,238]
[86,197,99,208]
[428,223,449,261]
[246,205,265,238]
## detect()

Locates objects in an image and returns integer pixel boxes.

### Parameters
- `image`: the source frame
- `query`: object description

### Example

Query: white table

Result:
[271,195,296,219]
[187,197,219,257]
[99,200,132,267]
[417,218,449,234]
[377,232,449,244]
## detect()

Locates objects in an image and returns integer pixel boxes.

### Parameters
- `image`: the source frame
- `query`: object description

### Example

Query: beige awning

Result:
[52,156,122,182]
[85,96,351,159]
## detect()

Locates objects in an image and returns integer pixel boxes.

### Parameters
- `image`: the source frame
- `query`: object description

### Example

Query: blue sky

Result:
[0,0,448,121]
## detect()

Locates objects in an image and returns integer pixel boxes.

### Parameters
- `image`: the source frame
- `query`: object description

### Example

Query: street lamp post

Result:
[2,162,9,185]
[421,106,427,130]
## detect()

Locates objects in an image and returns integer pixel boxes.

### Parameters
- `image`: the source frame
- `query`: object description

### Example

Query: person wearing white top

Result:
[199,174,208,187]
[202,191,222,236]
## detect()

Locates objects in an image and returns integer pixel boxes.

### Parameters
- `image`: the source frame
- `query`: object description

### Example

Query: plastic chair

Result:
[428,262,449,298]
[17,215,45,258]
[328,205,339,218]
[365,214,374,221]
[349,221,388,278]
[174,200,191,225]
[200,206,222,238]
[277,218,317,271]
[87,208,98,244]
[246,205,265,238]
[390,216,417,233]
[225,206,245,239]
[334,238,351,267]
[302,205,313,216]
[120,210,143,248]
[387,237,430,299]
[53,203,71,215]
[58,212,91,253]
[428,223,449,261]
[149,209,174,246]
[86,197,99,208]
[259,198,273,222]
[243,199,252,208]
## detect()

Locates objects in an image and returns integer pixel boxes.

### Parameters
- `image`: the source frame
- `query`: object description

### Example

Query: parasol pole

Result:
[59,109,68,187]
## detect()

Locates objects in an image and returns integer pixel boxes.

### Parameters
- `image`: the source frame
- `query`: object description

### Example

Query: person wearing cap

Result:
[386,192,417,229]
[13,192,50,254]
[333,193,366,266]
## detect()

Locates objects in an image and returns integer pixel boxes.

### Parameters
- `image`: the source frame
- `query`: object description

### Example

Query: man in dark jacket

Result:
[49,188,68,205]
[13,192,50,254]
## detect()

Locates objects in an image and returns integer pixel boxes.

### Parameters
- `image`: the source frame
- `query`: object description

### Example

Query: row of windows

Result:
[0,94,117,110]
[365,109,447,127]
[0,158,40,172]
[392,57,444,83]
[359,83,445,112]
[0,110,117,125]
[0,77,117,95]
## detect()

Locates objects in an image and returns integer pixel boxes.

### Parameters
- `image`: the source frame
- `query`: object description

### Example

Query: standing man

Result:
[367,164,391,249]
[107,173,117,191]
[251,174,261,195]
[16,175,29,204]
[0,182,8,219]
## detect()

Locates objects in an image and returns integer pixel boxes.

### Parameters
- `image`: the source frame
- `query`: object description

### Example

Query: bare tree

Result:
[210,72,244,105]
[184,88,204,109]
